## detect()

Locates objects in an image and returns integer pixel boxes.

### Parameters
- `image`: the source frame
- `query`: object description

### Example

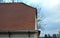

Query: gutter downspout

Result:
[8,31,11,38]
[28,31,30,38]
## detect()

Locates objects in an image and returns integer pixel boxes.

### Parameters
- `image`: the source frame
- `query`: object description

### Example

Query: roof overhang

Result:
[0,30,39,33]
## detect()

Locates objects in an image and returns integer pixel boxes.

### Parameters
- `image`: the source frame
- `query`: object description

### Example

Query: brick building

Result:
[0,3,40,38]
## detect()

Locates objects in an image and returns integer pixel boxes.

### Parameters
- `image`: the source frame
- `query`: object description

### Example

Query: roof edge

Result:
[0,30,39,32]
[0,2,37,10]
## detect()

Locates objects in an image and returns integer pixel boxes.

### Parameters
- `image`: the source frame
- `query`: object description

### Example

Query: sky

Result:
[2,0,60,37]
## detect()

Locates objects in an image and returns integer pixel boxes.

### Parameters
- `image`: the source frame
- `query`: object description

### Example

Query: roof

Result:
[0,3,37,30]
[0,30,38,33]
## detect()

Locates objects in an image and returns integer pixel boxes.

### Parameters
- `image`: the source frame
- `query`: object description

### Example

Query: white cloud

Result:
[3,0,60,36]
[42,0,60,9]
[23,0,60,36]
[39,0,60,36]
[23,0,43,8]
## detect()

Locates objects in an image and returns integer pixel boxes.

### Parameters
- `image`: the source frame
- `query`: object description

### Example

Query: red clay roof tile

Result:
[0,3,37,30]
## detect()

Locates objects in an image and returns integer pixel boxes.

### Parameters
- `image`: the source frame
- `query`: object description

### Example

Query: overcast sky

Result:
[3,0,60,37]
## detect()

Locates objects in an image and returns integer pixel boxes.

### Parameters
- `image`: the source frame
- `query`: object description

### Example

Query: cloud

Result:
[3,0,60,36]
[39,0,60,36]
[24,0,60,33]
[15,0,60,36]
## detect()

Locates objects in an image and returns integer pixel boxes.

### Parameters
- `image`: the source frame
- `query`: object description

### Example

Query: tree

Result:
[48,34,52,38]
[52,34,57,38]
[12,0,14,2]
[37,15,46,31]
[44,34,48,38]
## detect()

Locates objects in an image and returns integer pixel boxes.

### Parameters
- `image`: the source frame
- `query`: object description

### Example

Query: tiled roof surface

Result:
[0,3,37,30]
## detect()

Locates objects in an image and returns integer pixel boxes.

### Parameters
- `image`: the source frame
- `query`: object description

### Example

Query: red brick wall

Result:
[0,3,37,30]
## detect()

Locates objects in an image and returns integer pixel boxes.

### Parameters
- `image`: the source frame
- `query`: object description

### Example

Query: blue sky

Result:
[3,0,60,37]
[22,0,60,36]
